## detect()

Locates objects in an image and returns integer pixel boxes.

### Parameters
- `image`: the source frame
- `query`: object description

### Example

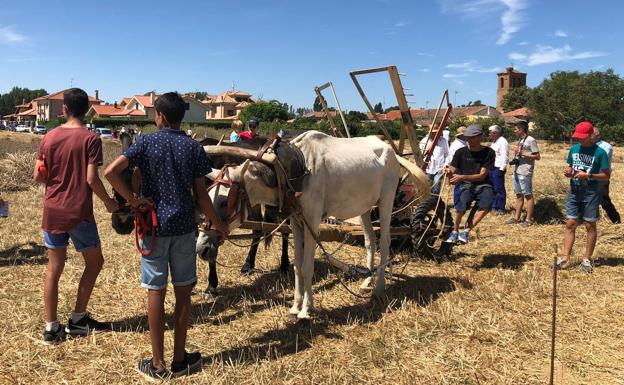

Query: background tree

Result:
[527,69,624,139]
[0,87,48,117]
[383,105,399,113]
[238,100,289,123]
[501,86,531,112]
[373,102,383,113]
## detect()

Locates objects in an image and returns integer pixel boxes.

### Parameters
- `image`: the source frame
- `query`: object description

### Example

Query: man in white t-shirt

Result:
[420,130,449,194]
[488,125,509,214]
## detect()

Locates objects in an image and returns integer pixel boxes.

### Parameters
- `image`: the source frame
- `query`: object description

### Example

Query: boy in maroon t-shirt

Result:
[33,88,119,345]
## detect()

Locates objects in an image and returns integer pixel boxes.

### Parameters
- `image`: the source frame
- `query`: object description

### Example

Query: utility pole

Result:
[454,90,458,106]
[70,77,74,87]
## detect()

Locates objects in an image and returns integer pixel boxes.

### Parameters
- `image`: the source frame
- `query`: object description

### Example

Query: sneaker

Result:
[42,325,66,345]
[65,313,111,336]
[553,258,572,270]
[458,229,470,244]
[137,358,170,382]
[518,221,532,228]
[580,260,593,273]
[444,231,459,244]
[505,218,519,225]
[495,210,507,216]
[171,351,202,378]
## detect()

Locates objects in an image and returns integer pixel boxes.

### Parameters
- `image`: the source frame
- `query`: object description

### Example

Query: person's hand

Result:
[575,171,589,180]
[563,167,574,178]
[127,196,152,208]
[449,174,463,184]
[104,198,120,213]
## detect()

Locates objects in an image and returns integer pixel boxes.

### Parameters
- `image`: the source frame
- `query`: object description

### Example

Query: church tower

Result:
[496,67,526,111]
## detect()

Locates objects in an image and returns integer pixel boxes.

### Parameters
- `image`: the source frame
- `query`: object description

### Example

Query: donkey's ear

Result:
[230,159,251,183]
[206,168,221,181]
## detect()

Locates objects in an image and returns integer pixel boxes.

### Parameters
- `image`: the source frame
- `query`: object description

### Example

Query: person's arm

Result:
[104,155,149,207]
[450,167,489,184]
[87,164,119,213]
[522,138,540,160]
[193,177,228,236]
[500,140,509,171]
[574,169,609,181]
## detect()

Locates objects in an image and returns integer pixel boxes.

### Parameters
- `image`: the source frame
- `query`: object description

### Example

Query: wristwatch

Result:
[588,172,593,180]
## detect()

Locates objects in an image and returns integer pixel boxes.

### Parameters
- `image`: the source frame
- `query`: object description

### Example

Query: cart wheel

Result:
[409,195,454,260]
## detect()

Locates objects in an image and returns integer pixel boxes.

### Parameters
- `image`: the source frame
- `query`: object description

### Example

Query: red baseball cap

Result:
[571,121,594,139]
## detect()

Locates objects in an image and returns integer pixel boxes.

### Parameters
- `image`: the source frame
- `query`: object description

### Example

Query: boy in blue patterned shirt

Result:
[105,92,227,380]
[556,121,610,273]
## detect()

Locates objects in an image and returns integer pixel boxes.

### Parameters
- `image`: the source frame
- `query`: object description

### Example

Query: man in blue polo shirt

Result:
[556,121,610,273]
[105,92,227,380]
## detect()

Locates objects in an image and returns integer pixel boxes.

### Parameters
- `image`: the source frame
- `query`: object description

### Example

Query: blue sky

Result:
[0,0,620,111]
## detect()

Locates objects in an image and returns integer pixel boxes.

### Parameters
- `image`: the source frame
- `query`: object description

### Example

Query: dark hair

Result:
[515,120,529,132]
[63,88,89,118]
[154,92,186,124]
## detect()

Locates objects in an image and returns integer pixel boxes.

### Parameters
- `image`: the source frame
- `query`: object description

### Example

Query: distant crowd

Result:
[419,119,618,273]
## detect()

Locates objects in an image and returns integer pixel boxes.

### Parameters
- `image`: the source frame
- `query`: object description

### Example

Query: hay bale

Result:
[533,196,565,224]
[0,151,37,192]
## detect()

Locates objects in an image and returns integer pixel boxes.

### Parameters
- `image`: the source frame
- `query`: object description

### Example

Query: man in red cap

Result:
[556,121,610,273]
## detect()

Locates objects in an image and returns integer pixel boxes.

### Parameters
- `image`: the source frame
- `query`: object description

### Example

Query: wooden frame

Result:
[314,82,351,138]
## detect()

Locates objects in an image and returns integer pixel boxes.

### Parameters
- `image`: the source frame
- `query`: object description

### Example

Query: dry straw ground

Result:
[0,131,623,385]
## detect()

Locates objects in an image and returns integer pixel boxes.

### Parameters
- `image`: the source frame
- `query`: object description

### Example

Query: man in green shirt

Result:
[557,121,610,273]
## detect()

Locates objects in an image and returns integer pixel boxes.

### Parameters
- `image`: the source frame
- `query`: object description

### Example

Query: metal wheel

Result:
[408,195,454,260]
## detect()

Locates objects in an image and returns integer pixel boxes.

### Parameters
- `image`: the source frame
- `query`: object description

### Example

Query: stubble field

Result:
[0,131,622,385]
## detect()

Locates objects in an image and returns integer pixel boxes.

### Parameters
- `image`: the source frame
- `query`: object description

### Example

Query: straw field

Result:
[0,131,623,384]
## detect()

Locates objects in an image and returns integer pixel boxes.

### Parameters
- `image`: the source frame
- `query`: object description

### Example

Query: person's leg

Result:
[584,221,597,261]
[140,236,170,369]
[599,181,620,223]
[466,186,494,232]
[173,285,193,363]
[74,246,104,313]
[147,288,167,368]
[169,232,199,364]
[489,169,504,212]
[512,174,524,222]
[563,219,578,261]
[44,247,67,324]
[453,184,460,209]
[469,209,490,229]
[525,195,534,224]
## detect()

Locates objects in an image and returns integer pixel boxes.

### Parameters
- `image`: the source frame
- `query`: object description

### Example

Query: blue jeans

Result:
[140,231,197,290]
[566,186,599,222]
[489,168,506,211]
[427,171,443,195]
[44,221,101,252]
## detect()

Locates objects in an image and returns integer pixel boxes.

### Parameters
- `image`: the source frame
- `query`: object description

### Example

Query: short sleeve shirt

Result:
[124,128,211,236]
[37,126,103,233]
[451,146,496,187]
[566,143,609,189]
[514,135,539,176]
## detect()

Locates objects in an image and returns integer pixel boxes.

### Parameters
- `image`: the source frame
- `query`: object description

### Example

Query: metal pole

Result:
[549,254,558,385]
[329,82,351,138]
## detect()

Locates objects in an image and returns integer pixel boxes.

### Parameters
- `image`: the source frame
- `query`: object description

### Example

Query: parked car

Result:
[95,127,113,139]
[33,125,48,135]
[15,125,30,133]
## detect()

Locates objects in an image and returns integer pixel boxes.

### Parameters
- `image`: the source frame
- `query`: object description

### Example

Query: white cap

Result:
[488,125,501,133]
[120,128,126,133]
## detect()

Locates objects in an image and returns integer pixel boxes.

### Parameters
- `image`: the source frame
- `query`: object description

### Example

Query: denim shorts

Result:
[140,231,197,290]
[44,220,101,252]
[512,173,533,196]
[456,184,494,213]
[566,186,599,222]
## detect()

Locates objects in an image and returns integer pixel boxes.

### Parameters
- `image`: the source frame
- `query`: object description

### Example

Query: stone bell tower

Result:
[496,67,526,111]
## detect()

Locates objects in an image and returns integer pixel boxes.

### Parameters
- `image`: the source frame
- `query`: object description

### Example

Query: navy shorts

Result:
[456,185,494,213]
[43,220,101,252]
[566,186,599,222]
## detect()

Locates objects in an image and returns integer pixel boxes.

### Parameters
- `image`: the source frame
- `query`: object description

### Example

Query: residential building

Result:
[203,91,254,120]
[3,99,37,126]
[385,105,501,127]
[35,89,102,122]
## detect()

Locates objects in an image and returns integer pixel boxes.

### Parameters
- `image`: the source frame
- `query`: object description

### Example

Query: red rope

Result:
[133,204,158,256]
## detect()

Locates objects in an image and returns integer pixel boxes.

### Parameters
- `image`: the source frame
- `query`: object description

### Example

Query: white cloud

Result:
[394,21,408,28]
[419,69,431,72]
[0,25,27,45]
[554,29,568,38]
[518,41,529,46]
[439,0,529,45]
[443,73,468,78]
[508,44,609,66]
[445,60,501,73]
[416,52,434,57]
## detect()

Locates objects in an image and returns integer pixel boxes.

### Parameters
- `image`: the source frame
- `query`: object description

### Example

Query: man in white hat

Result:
[419,129,449,194]
[488,125,509,214]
